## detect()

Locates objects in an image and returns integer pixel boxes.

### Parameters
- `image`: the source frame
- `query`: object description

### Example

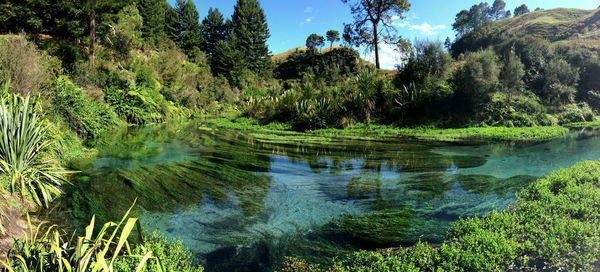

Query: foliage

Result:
[452,49,501,119]
[0,35,52,97]
[229,0,272,76]
[514,4,530,17]
[3,204,204,271]
[326,30,340,50]
[274,47,361,81]
[138,0,170,47]
[52,76,121,138]
[306,34,325,52]
[341,0,410,69]
[200,8,229,69]
[0,88,67,207]
[170,0,202,57]
[114,232,203,272]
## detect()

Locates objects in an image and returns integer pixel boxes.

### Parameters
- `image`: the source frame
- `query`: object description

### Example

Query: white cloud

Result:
[304,6,314,13]
[360,43,401,70]
[301,17,314,25]
[408,23,446,36]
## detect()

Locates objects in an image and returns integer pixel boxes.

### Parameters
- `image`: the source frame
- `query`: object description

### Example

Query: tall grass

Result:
[0,81,67,207]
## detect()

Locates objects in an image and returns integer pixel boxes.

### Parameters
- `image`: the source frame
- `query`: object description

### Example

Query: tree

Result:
[172,0,202,57]
[452,2,490,38]
[444,37,452,51]
[341,0,411,69]
[229,0,271,75]
[137,0,169,46]
[201,8,228,60]
[500,50,525,104]
[306,34,325,52]
[514,4,530,17]
[453,49,501,114]
[489,0,510,20]
[86,0,134,70]
[326,30,340,50]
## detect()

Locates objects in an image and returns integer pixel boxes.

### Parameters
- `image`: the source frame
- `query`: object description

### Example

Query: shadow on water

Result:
[57,123,600,272]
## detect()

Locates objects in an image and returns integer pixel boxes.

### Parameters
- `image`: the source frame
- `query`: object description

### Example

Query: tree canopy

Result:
[341,0,410,69]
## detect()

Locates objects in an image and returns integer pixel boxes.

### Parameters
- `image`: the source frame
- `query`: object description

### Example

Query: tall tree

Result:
[137,0,169,46]
[201,8,228,59]
[514,4,530,17]
[86,0,134,70]
[500,50,525,104]
[171,0,202,56]
[341,0,410,69]
[452,2,490,38]
[230,0,271,74]
[489,0,510,20]
[326,30,340,50]
[306,34,325,52]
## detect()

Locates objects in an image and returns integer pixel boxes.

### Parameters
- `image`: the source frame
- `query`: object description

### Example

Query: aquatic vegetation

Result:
[312,124,570,143]
[207,117,570,143]
[563,117,600,128]
[456,174,537,196]
[281,160,600,271]
[330,209,413,247]
[207,117,292,132]
[0,92,67,207]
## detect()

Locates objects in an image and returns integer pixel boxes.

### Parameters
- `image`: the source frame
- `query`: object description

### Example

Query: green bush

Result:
[114,232,203,272]
[555,103,595,124]
[52,76,122,138]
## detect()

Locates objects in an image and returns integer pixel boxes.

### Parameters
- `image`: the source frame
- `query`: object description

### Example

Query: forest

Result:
[1,0,600,271]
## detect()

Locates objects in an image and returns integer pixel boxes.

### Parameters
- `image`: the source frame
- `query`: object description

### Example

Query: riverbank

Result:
[205,117,571,143]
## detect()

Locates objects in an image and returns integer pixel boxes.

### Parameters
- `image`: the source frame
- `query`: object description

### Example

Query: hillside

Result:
[272,45,347,62]
[453,8,600,55]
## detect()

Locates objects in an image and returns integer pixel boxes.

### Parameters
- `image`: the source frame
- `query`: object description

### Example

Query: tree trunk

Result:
[373,22,380,69]
[88,0,96,71]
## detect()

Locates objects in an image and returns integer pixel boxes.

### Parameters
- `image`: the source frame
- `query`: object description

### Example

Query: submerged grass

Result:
[279,160,600,271]
[206,117,570,143]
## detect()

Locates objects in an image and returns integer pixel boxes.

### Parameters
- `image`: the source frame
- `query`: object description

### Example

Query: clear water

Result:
[63,125,600,271]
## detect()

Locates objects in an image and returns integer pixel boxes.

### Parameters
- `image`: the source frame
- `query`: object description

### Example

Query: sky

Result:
[169,0,600,69]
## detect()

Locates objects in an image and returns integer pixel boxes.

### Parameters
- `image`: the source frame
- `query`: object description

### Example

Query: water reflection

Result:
[64,124,600,271]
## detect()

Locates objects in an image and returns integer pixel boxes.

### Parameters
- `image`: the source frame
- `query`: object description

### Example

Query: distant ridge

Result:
[454,8,600,54]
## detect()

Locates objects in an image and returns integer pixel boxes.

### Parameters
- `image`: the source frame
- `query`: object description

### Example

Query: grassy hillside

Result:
[453,8,600,55]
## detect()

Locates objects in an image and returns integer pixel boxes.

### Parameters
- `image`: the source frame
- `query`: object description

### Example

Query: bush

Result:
[0,34,52,96]
[114,232,204,272]
[52,76,121,138]
[555,103,595,124]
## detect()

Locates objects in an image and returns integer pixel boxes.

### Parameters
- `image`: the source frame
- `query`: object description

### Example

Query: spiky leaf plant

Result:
[0,81,67,207]
[0,202,165,272]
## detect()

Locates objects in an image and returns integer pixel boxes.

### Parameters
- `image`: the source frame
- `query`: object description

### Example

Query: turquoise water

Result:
[64,125,600,271]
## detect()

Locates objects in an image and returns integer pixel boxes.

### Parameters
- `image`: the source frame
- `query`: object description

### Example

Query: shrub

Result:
[555,103,595,124]
[114,232,204,272]
[52,76,121,138]
[0,35,51,96]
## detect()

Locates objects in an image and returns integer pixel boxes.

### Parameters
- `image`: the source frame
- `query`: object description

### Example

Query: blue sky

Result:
[169,0,599,69]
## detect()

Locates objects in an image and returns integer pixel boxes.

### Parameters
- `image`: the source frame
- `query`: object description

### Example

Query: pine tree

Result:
[201,8,228,59]
[137,0,169,46]
[172,0,202,56]
[230,0,271,74]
